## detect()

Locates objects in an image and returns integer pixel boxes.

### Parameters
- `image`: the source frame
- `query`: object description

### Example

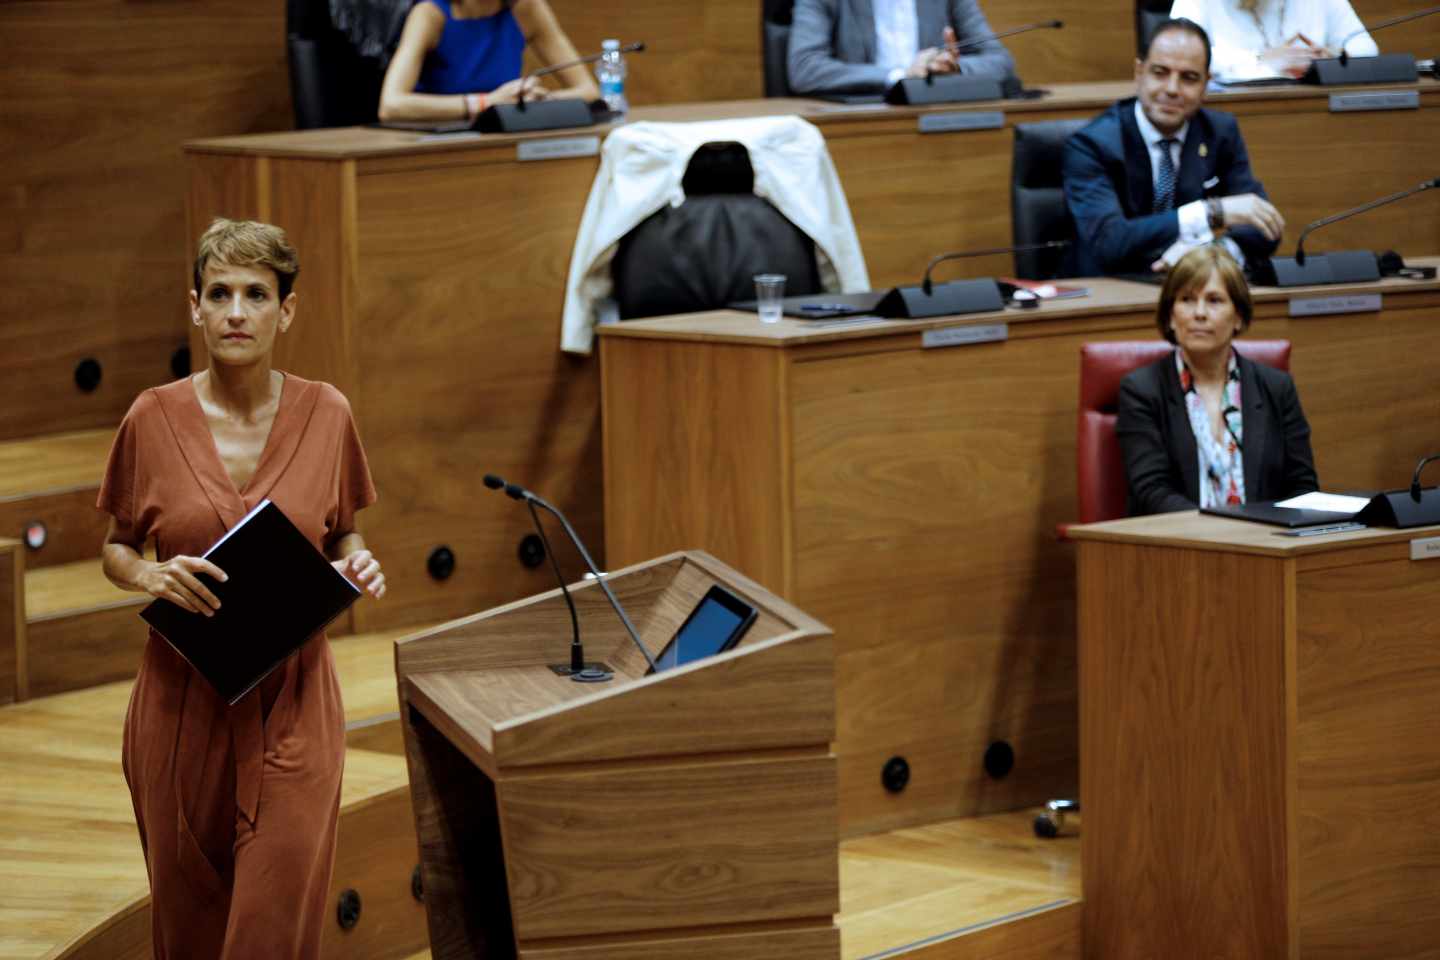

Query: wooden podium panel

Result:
[599,268,1440,838]
[1070,514,1440,960]
[395,551,839,960]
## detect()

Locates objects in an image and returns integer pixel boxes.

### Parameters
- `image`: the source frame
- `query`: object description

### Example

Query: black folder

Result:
[140,499,361,704]
[1201,501,1358,528]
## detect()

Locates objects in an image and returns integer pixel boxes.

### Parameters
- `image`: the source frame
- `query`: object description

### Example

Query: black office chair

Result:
[1010,119,1087,280]
[1135,0,1174,57]
[762,0,796,98]
[286,0,408,128]
[611,142,822,320]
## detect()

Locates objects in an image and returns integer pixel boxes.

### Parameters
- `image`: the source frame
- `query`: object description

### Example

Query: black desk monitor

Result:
[647,585,758,675]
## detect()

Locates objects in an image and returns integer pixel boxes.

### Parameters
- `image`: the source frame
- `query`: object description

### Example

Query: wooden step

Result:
[6,629,432,959]
[837,811,1081,960]
[0,429,113,571]
[24,558,146,699]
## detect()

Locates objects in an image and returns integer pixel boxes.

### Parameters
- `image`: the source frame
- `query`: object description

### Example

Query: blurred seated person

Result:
[379,0,598,122]
[787,0,1015,97]
[1168,0,1378,82]
[1117,245,1317,516]
[1063,17,1283,277]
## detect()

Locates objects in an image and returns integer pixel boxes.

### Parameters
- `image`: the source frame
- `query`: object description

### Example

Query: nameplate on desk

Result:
[516,137,601,162]
[918,111,1005,134]
[1328,91,1420,113]
[1288,293,1382,317]
[1411,536,1440,561]
[922,322,1007,349]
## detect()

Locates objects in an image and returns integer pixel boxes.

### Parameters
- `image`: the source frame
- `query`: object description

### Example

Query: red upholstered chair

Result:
[1036,337,1293,838]
[1070,338,1293,527]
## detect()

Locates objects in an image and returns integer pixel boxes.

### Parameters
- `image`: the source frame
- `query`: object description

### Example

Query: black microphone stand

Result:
[524,498,610,682]
[1303,5,1439,85]
[1267,177,1438,287]
[885,21,1062,105]
[486,474,658,675]
[874,241,1070,319]
[474,41,646,133]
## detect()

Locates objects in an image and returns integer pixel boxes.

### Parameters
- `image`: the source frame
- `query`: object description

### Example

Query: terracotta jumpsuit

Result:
[98,374,376,958]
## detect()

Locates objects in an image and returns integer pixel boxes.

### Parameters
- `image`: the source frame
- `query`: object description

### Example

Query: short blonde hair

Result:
[1156,245,1252,344]
[192,218,300,299]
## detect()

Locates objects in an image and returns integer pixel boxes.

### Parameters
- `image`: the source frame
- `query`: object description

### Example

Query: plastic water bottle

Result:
[596,39,628,119]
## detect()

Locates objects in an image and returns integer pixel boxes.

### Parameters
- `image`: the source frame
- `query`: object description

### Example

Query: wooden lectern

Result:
[1070,512,1440,959]
[394,551,840,959]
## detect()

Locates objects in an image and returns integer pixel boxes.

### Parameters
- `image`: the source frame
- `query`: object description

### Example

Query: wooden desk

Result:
[183,85,1440,635]
[1068,512,1440,960]
[597,265,1440,837]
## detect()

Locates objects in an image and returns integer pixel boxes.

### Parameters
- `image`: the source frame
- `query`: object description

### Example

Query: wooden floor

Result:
[0,627,418,960]
[839,812,1079,960]
[2,627,1078,960]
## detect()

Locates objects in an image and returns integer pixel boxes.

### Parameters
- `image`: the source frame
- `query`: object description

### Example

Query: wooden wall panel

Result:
[1079,542,1290,960]
[346,154,604,630]
[0,0,291,443]
[0,540,24,704]
[1296,556,1440,959]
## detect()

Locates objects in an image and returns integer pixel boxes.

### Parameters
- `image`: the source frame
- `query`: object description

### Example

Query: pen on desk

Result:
[798,303,855,312]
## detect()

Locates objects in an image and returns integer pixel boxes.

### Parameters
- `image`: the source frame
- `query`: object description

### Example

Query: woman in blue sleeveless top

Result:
[379,0,598,122]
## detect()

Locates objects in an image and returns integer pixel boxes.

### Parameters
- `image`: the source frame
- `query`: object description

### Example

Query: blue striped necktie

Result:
[1154,138,1178,212]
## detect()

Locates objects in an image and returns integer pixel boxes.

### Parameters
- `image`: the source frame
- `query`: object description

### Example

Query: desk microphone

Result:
[483,473,658,676]
[518,41,646,108]
[943,19,1063,59]
[1295,177,1439,265]
[1337,6,1440,65]
[921,241,1070,294]
[1411,454,1440,503]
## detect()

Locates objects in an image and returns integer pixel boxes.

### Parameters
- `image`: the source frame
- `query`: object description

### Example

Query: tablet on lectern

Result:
[646,585,758,675]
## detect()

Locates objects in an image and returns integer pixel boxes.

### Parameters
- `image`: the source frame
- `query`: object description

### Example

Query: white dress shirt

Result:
[1133,102,1245,265]
[1168,0,1378,82]
[875,1,921,87]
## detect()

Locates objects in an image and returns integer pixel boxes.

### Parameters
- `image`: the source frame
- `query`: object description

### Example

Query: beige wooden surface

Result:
[1078,541,1291,958]
[396,551,839,959]
[0,657,421,960]
[839,811,1080,960]
[1075,516,1440,959]
[601,277,1440,838]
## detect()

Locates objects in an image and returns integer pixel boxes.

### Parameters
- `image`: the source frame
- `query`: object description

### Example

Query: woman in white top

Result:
[1167,0,1378,81]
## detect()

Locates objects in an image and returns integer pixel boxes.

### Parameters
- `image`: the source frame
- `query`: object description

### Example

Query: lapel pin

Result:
[1199,143,1209,158]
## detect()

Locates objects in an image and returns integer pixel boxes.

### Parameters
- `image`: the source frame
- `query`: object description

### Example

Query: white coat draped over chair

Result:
[560,115,871,354]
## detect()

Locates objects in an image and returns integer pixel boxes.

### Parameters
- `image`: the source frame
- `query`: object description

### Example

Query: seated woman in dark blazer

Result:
[1117,244,1318,515]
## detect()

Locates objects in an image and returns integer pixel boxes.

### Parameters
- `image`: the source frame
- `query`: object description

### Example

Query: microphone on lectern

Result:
[483,473,658,676]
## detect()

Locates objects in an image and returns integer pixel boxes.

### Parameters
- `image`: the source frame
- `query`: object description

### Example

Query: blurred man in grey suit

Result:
[788,0,1015,96]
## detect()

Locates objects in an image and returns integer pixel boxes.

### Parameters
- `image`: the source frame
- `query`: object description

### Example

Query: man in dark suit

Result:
[787,0,1014,97]
[1063,18,1284,277]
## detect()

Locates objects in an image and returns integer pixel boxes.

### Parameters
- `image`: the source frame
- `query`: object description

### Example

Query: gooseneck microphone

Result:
[517,41,646,109]
[921,241,1070,294]
[1337,6,1440,66]
[1411,454,1440,503]
[1294,177,1439,266]
[484,473,659,675]
[944,19,1063,58]
[483,475,604,681]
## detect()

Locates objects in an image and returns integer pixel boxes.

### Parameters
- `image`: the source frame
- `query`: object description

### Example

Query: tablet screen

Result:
[650,586,756,673]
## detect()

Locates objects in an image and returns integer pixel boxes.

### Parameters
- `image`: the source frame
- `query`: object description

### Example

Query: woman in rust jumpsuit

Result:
[99,218,386,957]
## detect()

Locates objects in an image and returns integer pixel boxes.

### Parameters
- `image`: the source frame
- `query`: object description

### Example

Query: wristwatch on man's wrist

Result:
[1206,198,1226,231]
